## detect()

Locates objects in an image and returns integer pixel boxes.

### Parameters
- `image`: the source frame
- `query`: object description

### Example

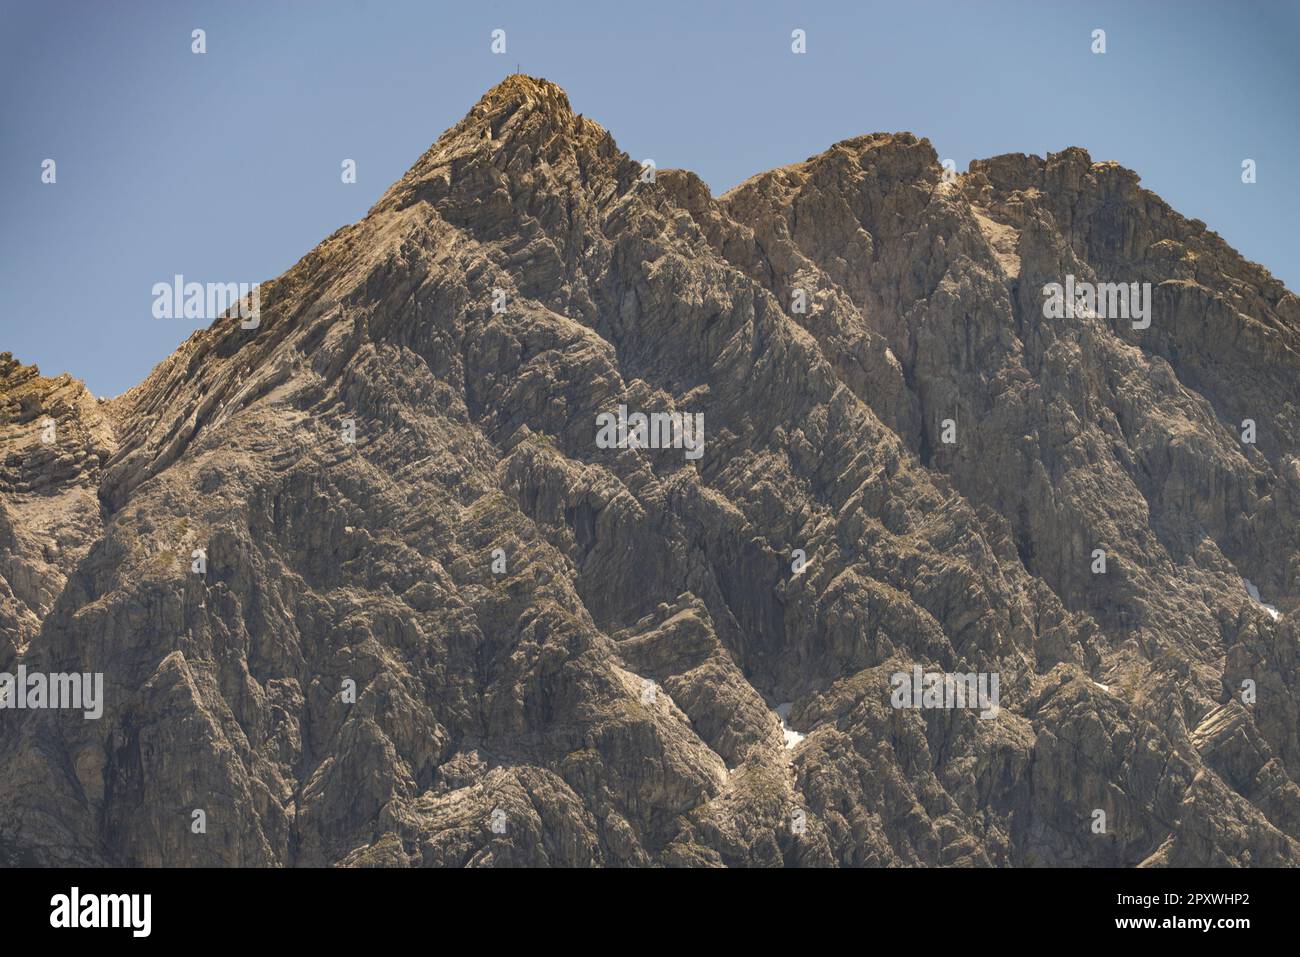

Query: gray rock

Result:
[1,76,1296,867]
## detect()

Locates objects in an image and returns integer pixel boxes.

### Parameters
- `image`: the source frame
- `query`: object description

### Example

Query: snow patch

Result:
[1243,578,1281,621]
[775,702,806,749]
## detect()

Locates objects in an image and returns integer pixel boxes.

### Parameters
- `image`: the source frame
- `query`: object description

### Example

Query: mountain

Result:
[2,75,1297,867]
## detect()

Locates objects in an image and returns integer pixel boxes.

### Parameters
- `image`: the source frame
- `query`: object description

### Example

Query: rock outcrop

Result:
[1,76,1296,867]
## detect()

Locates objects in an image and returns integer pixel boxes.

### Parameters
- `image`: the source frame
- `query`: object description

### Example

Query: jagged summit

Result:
[2,78,1298,868]
[374,75,620,222]
[468,73,576,122]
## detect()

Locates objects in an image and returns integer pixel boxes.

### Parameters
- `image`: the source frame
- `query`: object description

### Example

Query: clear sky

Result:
[2,0,1297,397]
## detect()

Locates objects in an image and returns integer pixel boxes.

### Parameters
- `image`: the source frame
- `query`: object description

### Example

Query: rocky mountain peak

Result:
[2,78,1297,868]
[378,74,620,218]
[467,73,578,127]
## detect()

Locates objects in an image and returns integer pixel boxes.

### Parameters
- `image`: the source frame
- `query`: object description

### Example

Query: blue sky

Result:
[2,0,1297,396]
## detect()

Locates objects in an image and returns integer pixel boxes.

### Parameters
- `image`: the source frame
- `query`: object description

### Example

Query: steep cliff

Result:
[1,76,1296,867]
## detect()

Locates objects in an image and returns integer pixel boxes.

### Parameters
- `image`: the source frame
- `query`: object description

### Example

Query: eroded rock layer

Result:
[1,76,1297,867]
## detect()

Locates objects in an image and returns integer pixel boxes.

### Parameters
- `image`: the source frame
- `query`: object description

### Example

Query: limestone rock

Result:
[1,76,1296,867]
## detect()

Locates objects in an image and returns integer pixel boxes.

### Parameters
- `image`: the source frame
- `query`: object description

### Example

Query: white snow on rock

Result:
[1243,578,1281,620]
[775,703,806,749]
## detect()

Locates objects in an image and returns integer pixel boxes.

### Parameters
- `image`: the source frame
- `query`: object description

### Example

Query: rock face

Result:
[0,355,115,668]
[1,76,1297,867]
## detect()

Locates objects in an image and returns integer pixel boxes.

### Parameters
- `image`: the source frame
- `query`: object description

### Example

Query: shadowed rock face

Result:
[1,75,1297,867]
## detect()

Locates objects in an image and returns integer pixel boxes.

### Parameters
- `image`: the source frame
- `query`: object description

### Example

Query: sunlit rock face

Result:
[1,76,1297,868]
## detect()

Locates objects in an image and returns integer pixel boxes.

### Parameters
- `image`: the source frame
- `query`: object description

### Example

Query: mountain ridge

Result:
[1,75,1297,867]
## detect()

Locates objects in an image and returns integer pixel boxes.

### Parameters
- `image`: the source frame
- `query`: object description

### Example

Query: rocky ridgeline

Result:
[0,76,1296,867]
[0,353,115,666]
